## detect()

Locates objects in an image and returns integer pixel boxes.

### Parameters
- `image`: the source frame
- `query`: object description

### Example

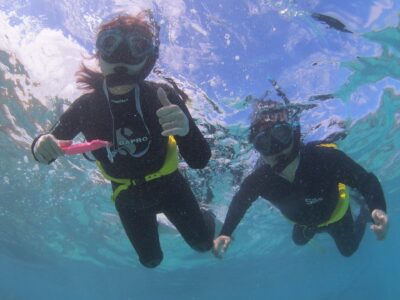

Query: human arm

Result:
[213,173,261,258]
[327,148,388,239]
[31,96,87,164]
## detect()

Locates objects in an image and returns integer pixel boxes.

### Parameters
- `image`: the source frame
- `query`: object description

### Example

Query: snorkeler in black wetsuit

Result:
[31,12,215,268]
[213,99,389,258]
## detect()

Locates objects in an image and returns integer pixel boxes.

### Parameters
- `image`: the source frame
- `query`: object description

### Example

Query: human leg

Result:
[327,208,368,257]
[162,173,215,252]
[115,196,163,268]
[292,224,317,246]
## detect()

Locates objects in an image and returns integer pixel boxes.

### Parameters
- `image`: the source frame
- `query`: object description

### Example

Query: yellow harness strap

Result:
[96,136,178,202]
[316,143,350,227]
[318,182,349,227]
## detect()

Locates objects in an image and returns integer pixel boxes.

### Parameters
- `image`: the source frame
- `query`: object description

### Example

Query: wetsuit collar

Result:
[102,80,152,162]
[277,155,300,183]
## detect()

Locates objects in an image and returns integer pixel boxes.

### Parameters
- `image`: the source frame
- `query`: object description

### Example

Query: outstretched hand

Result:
[212,235,232,259]
[156,87,189,137]
[371,209,388,240]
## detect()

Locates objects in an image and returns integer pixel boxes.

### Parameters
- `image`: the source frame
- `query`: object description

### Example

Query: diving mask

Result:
[96,29,156,64]
[253,122,294,156]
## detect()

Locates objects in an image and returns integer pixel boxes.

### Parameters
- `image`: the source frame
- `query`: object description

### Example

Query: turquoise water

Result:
[1,1,400,299]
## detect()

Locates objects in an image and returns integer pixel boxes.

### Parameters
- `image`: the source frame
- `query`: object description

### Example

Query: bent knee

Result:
[292,237,309,246]
[140,255,163,268]
[191,239,213,252]
[292,225,315,246]
[292,231,312,246]
[339,247,357,257]
[337,241,359,257]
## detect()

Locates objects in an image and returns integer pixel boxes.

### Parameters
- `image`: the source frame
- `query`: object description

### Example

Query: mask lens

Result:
[127,34,154,58]
[253,123,293,155]
[271,124,292,145]
[253,132,271,155]
[103,36,118,50]
[97,30,123,57]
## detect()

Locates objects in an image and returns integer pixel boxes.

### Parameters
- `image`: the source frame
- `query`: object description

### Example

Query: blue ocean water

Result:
[0,1,399,299]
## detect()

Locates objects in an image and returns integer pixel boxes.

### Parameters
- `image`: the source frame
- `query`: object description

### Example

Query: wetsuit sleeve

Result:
[220,173,261,236]
[327,148,387,213]
[167,90,211,169]
[31,96,87,161]
[50,96,87,140]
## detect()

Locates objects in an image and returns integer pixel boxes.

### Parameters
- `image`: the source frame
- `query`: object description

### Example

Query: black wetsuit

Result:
[31,81,215,267]
[220,143,386,257]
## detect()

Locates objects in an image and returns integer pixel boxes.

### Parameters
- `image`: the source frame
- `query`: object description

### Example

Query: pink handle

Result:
[61,140,112,155]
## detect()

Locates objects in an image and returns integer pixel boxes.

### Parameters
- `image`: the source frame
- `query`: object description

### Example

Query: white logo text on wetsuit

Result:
[305,197,324,205]
[111,98,129,104]
[116,127,150,157]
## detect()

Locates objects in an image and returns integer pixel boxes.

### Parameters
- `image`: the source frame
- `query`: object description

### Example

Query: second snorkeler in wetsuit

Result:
[213,100,388,257]
[31,12,215,268]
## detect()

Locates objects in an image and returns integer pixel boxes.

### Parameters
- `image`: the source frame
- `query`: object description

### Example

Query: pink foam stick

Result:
[61,139,112,155]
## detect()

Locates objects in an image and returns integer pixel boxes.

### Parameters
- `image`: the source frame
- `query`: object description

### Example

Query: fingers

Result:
[159,111,186,134]
[160,124,189,137]
[161,128,184,137]
[157,87,171,107]
[35,152,52,164]
[372,210,380,223]
[58,140,73,147]
[372,209,388,226]
[34,134,65,164]
[46,137,63,157]
[223,238,230,250]
[371,224,382,232]
[212,239,224,259]
[157,105,189,137]
[157,108,183,123]
[370,209,388,240]
[161,121,180,132]
[212,236,231,259]
[377,213,387,224]
[371,224,385,240]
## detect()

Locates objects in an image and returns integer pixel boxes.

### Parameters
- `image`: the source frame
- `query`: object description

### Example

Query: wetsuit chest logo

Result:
[115,127,150,157]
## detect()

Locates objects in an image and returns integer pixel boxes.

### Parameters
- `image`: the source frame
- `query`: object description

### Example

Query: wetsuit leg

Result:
[327,208,368,257]
[115,198,163,268]
[162,172,215,252]
[292,224,317,245]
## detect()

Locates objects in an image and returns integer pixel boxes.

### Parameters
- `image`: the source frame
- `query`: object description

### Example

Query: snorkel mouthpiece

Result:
[105,65,138,87]
[113,66,128,73]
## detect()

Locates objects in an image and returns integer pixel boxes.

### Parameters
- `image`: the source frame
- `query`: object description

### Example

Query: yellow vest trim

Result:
[316,143,350,227]
[96,136,178,202]
[318,182,349,227]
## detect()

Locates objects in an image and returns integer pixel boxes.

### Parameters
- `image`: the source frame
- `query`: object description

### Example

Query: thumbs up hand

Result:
[156,87,189,137]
